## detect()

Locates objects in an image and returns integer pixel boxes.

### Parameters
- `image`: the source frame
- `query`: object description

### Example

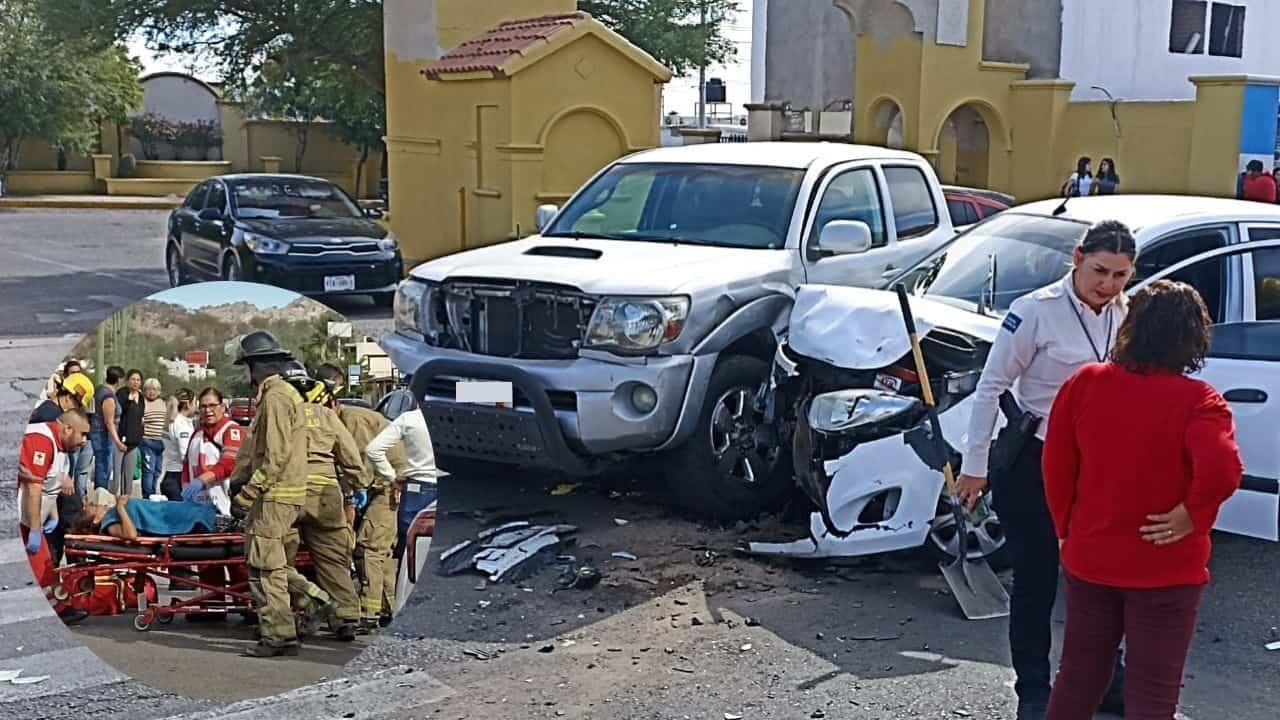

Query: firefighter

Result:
[226,330,312,658]
[281,369,371,641]
[316,364,408,632]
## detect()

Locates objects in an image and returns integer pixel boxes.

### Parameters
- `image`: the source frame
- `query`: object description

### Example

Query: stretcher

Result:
[54,532,313,632]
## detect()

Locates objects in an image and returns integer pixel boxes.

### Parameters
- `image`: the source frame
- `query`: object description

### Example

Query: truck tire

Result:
[663,355,792,521]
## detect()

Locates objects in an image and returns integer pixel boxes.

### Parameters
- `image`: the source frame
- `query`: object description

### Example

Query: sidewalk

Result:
[0,194,180,210]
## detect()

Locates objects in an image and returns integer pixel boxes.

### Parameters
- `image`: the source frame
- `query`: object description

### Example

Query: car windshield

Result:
[231,180,362,220]
[888,212,1092,312]
[542,162,806,249]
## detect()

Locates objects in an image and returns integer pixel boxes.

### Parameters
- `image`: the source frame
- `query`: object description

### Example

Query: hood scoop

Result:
[523,245,602,260]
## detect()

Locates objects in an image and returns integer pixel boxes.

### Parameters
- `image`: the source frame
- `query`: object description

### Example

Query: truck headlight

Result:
[807,389,920,433]
[244,233,289,255]
[394,279,428,335]
[584,296,689,352]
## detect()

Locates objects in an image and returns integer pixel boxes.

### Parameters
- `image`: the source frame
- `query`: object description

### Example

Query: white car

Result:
[752,195,1280,561]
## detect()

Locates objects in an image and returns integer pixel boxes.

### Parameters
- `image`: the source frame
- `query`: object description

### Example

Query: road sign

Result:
[328,322,353,338]
[348,363,361,386]
[185,350,209,365]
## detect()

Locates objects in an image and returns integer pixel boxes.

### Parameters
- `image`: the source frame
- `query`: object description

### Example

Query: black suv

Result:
[165,173,403,306]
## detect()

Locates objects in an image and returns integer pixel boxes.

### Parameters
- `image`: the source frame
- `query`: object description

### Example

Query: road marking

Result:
[0,245,168,292]
[0,646,127,702]
[0,585,58,626]
[157,665,455,719]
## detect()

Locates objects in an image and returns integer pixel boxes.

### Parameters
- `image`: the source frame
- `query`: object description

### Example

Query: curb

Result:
[0,198,180,210]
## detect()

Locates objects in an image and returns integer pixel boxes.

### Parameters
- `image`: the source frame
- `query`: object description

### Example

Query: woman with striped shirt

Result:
[139,378,168,499]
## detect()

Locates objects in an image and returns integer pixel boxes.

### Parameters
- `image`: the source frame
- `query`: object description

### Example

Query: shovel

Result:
[894,284,1010,621]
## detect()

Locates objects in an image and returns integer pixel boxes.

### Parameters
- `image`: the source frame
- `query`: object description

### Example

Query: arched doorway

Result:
[936,104,991,187]
[869,99,905,149]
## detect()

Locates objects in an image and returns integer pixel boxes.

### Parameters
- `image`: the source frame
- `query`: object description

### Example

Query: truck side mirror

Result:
[535,204,559,232]
[815,220,872,255]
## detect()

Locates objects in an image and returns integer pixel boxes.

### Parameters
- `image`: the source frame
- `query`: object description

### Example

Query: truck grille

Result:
[437,279,597,360]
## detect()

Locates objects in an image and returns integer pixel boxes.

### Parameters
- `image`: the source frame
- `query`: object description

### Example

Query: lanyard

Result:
[1066,295,1113,363]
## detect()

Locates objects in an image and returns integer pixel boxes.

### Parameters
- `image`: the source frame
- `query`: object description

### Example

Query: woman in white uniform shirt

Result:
[955,220,1138,720]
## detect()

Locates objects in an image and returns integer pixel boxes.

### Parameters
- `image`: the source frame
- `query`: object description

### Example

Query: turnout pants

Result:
[356,487,397,619]
[244,499,304,646]
[992,438,1124,706]
[293,484,360,623]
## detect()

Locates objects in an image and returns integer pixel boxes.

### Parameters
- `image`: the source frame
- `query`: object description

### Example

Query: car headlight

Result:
[378,233,399,252]
[394,280,425,334]
[584,296,689,352]
[807,389,921,433]
[244,233,289,255]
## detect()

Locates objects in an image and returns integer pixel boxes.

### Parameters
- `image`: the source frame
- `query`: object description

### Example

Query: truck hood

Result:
[407,237,791,295]
[788,284,1000,370]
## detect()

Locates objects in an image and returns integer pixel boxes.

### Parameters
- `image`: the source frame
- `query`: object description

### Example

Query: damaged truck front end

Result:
[753,285,1007,566]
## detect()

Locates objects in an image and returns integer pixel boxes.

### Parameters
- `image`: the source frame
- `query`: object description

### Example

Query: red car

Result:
[228,398,255,426]
[943,185,1014,227]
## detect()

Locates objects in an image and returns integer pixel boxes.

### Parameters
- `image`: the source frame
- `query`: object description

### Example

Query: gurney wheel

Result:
[133,612,154,632]
[156,611,174,625]
[51,585,70,602]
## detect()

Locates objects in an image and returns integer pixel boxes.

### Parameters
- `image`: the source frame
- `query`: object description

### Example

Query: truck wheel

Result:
[663,355,792,521]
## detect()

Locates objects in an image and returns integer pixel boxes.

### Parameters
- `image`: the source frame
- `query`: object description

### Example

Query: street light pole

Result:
[698,0,707,128]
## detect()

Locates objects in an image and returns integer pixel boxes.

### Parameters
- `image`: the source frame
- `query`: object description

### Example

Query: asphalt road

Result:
[0,208,407,719]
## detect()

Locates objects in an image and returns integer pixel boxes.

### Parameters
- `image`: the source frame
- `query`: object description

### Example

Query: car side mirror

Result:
[535,204,559,232]
[816,220,873,255]
[197,208,223,222]
[364,206,384,219]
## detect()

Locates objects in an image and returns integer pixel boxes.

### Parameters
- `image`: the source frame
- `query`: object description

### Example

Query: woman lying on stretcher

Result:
[67,493,218,540]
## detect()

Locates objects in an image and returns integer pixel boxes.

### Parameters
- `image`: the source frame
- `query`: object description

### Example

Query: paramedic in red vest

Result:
[18,410,90,624]
[179,387,244,505]
[1241,160,1278,203]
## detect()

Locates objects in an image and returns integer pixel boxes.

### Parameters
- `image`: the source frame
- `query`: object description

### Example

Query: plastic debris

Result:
[1265,641,1280,651]
[613,518,629,526]
[0,670,22,682]
[739,643,753,652]
[11,676,49,685]
[550,483,581,496]
[612,551,638,561]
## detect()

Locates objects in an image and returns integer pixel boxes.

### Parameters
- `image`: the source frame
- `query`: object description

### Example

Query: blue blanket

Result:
[101,500,218,537]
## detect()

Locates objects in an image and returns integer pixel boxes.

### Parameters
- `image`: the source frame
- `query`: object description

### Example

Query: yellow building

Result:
[752,0,1279,204]
[382,1,672,265]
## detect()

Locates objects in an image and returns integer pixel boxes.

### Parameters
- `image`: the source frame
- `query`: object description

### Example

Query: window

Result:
[1164,253,1228,324]
[812,168,887,248]
[184,183,209,209]
[947,199,979,226]
[883,166,939,238]
[1169,0,1208,53]
[205,182,226,212]
[1208,3,1245,57]
[1253,246,1280,320]
[1130,226,1230,287]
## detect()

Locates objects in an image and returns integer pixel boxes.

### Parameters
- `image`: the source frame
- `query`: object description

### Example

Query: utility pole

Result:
[697,0,707,128]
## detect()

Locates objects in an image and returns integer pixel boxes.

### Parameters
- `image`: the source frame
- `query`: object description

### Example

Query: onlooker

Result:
[91,366,125,491]
[1241,159,1277,203]
[30,386,82,423]
[161,388,196,501]
[59,366,95,496]
[139,378,168,498]
[1091,158,1120,195]
[1043,280,1244,720]
[1061,156,1093,197]
[1273,167,1280,204]
[114,369,145,497]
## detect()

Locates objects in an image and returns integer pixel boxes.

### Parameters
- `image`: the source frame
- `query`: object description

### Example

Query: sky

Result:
[126,5,756,119]
[147,281,304,310]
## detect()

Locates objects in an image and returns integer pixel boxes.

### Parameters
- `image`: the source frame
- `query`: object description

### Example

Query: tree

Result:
[38,0,385,97]
[579,0,739,78]
[0,1,141,170]
[242,59,330,171]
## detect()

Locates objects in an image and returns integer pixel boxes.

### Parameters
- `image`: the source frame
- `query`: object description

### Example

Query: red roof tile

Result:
[423,13,587,80]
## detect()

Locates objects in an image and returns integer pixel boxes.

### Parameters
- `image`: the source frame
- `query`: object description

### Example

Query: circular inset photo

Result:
[8,281,427,703]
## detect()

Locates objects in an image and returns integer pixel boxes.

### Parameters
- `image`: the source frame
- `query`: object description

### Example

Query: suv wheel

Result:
[663,355,792,521]
[222,254,243,282]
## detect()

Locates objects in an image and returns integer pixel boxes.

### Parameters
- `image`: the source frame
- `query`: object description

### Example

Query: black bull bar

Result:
[408,358,602,477]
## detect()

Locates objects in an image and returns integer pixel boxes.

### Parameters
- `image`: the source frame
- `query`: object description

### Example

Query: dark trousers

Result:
[160,471,184,502]
[1048,573,1202,720]
[992,438,1124,706]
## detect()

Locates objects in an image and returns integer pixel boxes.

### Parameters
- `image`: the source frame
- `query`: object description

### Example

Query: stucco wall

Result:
[1060,0,1280,101]
[764,0,856,111]
[981,0,1062,78]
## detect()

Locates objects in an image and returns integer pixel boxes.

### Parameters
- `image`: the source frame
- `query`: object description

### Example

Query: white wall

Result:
[139,74,221,124]
[1059,0,1280,101]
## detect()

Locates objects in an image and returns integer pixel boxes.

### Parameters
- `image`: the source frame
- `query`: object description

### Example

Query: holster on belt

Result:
[988,390,1042,473]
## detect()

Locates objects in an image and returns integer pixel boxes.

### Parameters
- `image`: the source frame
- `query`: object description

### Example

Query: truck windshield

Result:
[888,213,1093,312]
[543,162,806,249]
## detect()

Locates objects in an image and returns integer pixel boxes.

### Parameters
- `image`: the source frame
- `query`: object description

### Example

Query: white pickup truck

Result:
[383,141,959,519]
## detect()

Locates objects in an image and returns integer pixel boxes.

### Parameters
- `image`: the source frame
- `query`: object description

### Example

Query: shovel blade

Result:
[939,555,1010,620]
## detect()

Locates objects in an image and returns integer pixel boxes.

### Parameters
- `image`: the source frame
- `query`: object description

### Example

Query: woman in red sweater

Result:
[1042,279,1243,720]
